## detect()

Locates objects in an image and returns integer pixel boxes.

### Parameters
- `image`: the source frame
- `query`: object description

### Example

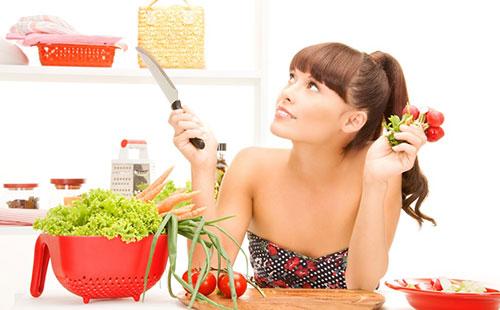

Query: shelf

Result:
[0,65,261,86]
[0,225,37,235]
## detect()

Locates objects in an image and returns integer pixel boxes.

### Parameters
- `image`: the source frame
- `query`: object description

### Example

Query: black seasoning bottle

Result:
[214,143,227,200]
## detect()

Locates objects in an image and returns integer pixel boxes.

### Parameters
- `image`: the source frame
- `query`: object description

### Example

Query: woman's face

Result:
[271,69,353,144]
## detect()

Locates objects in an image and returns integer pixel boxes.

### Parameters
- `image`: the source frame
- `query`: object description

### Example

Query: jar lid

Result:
[50,179,85,186]
[3,183,38,189]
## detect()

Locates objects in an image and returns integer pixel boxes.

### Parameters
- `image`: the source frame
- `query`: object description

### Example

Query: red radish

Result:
[432,278,443,291]
[425,109,445,127]
[403,105,420,120]
[386,106,445,146]
[425,126,445,142]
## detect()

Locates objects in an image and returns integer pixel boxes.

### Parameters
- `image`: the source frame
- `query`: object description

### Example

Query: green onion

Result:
[141,213,171,302]
[143,199,264,309]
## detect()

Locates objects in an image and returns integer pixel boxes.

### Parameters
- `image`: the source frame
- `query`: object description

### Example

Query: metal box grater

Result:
[110,139,150,197]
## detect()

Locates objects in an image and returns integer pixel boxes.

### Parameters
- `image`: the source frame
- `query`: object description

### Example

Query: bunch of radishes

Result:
[402,105,445,142]
[384,104,445,146]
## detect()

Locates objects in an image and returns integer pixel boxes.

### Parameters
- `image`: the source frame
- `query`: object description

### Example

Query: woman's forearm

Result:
[191,165,217,219]
[188,164,217,268]
[346,178,389,290]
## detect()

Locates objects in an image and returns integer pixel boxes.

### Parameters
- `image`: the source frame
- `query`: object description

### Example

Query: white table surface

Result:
[0,227,413,309]
[6,287,412,310]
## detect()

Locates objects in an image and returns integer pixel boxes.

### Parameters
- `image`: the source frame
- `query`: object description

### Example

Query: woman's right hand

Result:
[168,105,217,168]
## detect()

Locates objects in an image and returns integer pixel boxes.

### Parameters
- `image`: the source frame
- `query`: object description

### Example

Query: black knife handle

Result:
[171,100,182,110]
[171,100,205,150]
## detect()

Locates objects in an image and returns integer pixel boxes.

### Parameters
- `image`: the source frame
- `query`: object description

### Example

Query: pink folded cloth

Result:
[10,15,78,36]
[6,33,126,49]
[6,15,127,50]
[0,208,47,226]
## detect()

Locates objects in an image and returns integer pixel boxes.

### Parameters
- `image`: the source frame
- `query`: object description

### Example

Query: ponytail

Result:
[371,51,436,226]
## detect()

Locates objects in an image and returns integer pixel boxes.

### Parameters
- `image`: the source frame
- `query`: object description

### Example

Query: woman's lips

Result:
[275,106,297,120]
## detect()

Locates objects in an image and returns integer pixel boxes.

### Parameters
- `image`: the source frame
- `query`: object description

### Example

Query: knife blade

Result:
[136,46,205,150]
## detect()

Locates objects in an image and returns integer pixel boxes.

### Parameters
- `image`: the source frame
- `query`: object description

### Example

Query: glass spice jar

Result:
[50,179,85,207]
[214,143,228,200]
[3,183,40,209]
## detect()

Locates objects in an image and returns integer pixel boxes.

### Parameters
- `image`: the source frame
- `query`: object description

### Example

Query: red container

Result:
[31,234,168,303]
[37,43,116,67]
[385,278,500,310]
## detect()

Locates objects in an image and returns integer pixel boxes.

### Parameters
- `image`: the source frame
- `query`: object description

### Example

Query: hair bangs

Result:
[289,43,363,100]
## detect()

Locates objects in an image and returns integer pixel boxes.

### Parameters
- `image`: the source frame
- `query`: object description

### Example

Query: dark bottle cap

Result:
[217,143,226,151]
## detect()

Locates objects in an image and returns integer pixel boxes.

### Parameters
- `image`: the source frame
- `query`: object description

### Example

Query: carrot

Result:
[136,166,174,199]
[169,204,195,216]
[140,180,165,202]
[177,206,207,221]
[157,190,200,214]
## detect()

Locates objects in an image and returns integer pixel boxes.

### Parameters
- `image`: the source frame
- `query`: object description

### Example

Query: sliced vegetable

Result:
[439,278,487,293]
[409,278,487,293]
[415,282,433,290]
[432,278,443,291]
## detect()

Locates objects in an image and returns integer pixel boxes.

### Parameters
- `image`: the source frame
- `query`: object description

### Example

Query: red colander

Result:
[30,233,168,303]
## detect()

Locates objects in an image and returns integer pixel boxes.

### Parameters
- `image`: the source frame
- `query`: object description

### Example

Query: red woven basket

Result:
[30,234,168,303]
[37,43,117,67]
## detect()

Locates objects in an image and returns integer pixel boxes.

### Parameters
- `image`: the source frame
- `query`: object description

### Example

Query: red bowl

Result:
[385,278,500,310]
[30,234,168,303]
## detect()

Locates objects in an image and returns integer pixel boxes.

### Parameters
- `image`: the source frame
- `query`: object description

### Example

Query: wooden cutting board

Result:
[178,288,385,309]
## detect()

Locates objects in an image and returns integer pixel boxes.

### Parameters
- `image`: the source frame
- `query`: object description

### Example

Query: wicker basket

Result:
[37,43,117,67]
[138,0,205,69]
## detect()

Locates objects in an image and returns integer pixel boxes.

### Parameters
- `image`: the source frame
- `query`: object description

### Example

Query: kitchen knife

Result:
[136,46,205,150]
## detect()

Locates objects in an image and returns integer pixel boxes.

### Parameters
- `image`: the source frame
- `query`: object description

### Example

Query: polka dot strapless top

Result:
[247,231,349,289]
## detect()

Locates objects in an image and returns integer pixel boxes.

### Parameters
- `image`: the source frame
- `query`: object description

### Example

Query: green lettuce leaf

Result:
[33,189,161,243]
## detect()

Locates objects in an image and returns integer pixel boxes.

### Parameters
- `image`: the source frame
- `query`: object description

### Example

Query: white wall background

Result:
[1,0,499,308]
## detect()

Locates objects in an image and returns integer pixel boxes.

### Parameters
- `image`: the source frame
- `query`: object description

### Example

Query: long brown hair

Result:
[290,42,435,226]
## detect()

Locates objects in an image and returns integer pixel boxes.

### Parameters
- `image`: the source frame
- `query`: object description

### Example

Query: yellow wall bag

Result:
[138,0,205,68]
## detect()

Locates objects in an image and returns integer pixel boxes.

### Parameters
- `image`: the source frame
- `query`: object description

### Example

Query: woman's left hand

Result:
[364,124,427,183]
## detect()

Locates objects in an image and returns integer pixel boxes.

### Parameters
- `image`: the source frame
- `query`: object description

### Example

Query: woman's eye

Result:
[308,82,319,92]
[289,73,295,82]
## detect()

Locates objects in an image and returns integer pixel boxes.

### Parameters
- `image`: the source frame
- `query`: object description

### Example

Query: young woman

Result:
[168,42,434,291]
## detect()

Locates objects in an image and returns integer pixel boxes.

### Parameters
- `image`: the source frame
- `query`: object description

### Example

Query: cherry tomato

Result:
[217,272,247,298]
[402,105,420,120]
[425,109,445,127]
[425,126,445,142]
[182,269,216,296]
